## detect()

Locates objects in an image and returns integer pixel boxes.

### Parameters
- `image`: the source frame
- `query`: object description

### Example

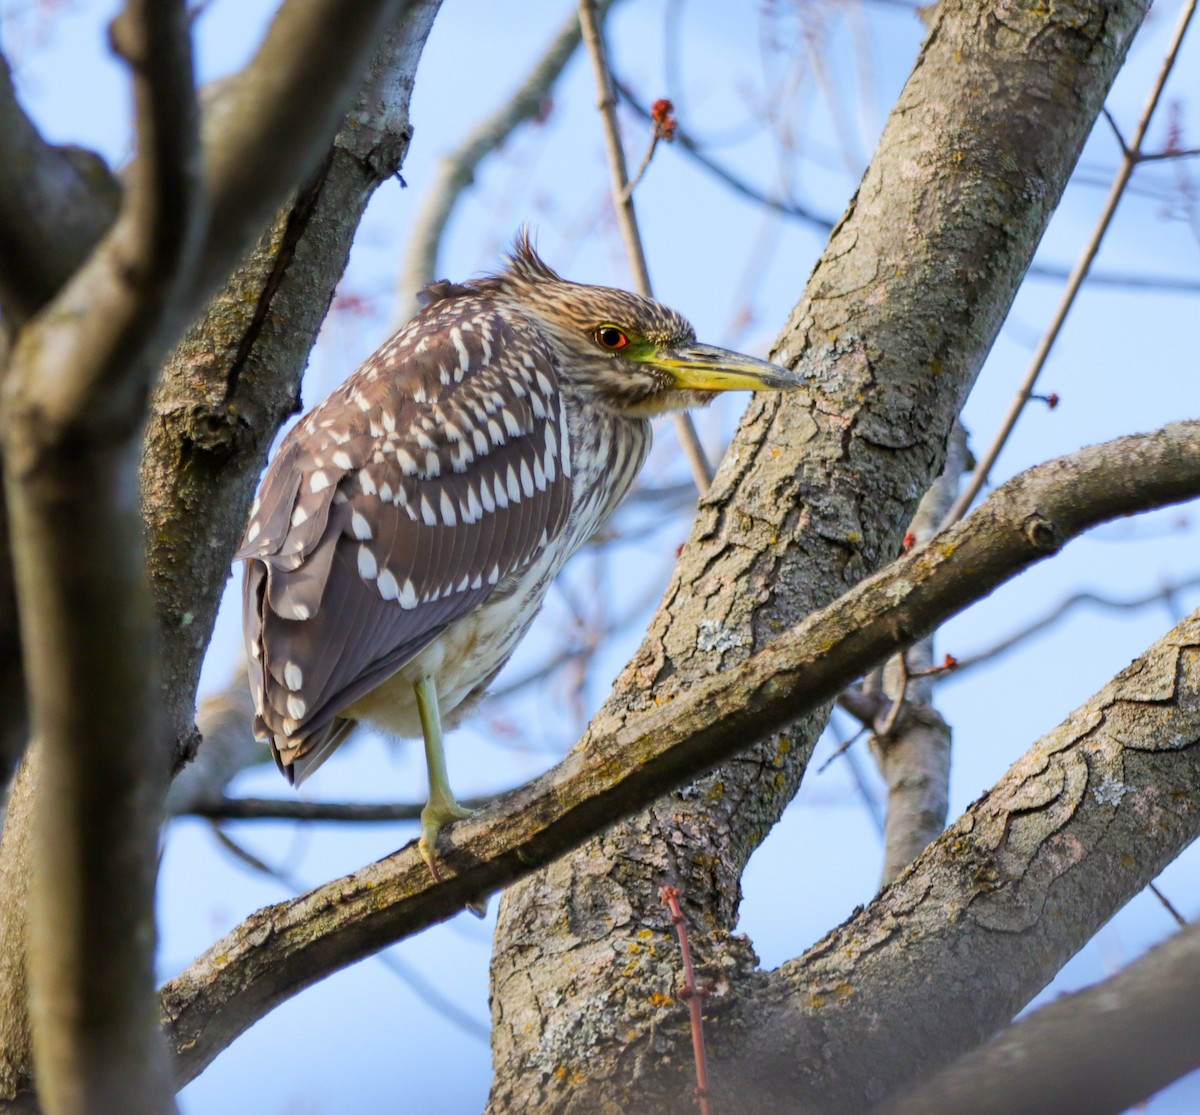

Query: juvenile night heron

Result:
[239,235,797,878]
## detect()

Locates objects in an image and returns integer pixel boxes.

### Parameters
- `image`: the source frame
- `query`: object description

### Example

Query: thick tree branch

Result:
[491,0,1154,1105]
[159,421,1200,1086]
[877,912,1200,1115]
[3,3,201,1111]
[721,609,1200,1113]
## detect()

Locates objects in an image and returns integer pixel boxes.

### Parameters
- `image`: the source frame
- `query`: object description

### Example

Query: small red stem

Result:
[662,886,713,1115]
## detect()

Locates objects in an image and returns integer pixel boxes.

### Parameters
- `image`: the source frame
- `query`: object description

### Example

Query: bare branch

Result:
[160,421,1200,1085]
[869,422,968,882]
[182,795,493,824]
[577,0,712,492]
[4,2,202,1110]
[948,573,1200,675]
[614,79,836,233]
[942,0,1197,526]
[206,826,489,1044]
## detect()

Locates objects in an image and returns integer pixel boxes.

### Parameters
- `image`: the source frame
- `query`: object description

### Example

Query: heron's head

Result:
[491,234,800,417]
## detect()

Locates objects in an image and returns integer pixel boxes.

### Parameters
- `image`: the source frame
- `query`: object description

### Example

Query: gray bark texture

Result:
[486,0,1154,1111]
[0,2,441,1109]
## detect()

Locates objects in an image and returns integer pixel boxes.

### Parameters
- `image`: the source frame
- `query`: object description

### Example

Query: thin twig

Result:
[614,78,835,232]
[185,794,494,823]
[944,574,1200,676]
[941,0,1197,527]
[577,0,713,492]
[662,887,713,1115]
[1148,881,1188,928]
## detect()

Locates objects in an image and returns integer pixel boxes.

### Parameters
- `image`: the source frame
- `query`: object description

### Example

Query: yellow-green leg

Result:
[414,675,472,880]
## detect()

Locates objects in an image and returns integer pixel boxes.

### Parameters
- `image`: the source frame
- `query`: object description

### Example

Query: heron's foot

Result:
[418,797,474,881]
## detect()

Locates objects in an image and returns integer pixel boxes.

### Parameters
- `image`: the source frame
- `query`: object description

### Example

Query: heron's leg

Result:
[414,675,472,878]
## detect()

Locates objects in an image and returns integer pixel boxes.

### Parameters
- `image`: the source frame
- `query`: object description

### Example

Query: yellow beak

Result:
[654,343,801,392]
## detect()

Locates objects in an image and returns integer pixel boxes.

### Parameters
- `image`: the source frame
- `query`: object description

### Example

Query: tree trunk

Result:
[486,0,1152,1110]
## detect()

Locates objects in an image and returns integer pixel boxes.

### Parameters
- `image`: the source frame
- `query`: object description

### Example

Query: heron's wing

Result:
[238,293,572,759]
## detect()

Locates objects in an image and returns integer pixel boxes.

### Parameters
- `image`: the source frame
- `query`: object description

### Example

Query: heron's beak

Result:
[654,343,800,392]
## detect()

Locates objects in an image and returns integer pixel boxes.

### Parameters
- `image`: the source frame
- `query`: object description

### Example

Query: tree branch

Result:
[4,3,201,1111]
[0,50,120,324]
[942,0,1197,526]
[159,420,1200,1086]
[876,912,1200,1115]
[578,0,712,492]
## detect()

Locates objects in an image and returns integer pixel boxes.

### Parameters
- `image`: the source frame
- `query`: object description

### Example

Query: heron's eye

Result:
[594,326,629,351]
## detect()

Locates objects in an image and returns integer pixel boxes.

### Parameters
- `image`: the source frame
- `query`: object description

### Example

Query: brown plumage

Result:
[238,234,797,872]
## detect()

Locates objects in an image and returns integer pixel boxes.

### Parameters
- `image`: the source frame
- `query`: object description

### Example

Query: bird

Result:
[238,233,798,880]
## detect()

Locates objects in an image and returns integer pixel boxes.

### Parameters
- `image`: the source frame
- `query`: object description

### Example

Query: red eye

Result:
[594,326,629,351]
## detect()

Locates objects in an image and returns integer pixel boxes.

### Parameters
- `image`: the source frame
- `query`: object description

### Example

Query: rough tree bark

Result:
[0,2,440,1108]
[486,0,1154,1111]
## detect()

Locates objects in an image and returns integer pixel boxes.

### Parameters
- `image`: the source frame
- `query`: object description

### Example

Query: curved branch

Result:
[160,420,1200,1085]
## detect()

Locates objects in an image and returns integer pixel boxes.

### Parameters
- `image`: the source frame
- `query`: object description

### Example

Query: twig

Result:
[618,97,677,202]
[577,0,713,492]
[945,574,1200,676]
[941,0,1197,527]
[662,887,713,1115]
[186,794,492,823]
[1148,881,1188,927]
[614,78,835,233]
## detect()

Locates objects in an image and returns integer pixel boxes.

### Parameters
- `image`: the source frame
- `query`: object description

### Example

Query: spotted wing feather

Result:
[238,294,572,770]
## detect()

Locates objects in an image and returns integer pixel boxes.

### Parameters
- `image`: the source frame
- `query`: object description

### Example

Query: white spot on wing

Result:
[358,546,378,580]
[399,578,418,609]
[519,460,535,498]
[420,494,437,526]
[291,506,309,527]
[377,569,399,600]
[286,694,307,719]
[331,451,353,470]
[501,408,521,437]
[440,490,457,527]
[246,521,261,543]
[351,511,372,540]
[396,448,419,476]
[360,471,377,496]
[284,662,303,690]
[450,327,470,380]
[493,472,509,509]
[466,485,483,521]
[506,464,522,502]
